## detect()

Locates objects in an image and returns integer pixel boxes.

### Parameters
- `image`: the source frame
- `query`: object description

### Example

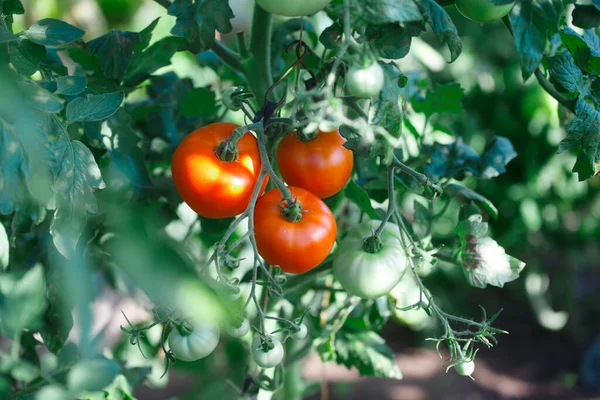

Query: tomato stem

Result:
[362,234,383,253]
[176,322,193,337]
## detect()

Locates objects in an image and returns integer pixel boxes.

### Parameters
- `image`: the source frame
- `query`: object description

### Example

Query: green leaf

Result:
[572,5,600,29]
[548,52,589,97]
[0,0,25,15]
[345,181,380,220]
[366,24,411,60]
[24,18,84,47]
[412,83,464,117]
[445,183,498,220]
[55,75,87,96]
[66,92,124,124]
[34,385,70,400]
[557,98,600,181]
[40,261,75,353]
[0,24,17,44]
[0,222,8,270]
[18,80,63,113]
[67,358,120,394]
[180,87,218,118]
[125,36,182,82]
[510,11,544,80]
[416,0,461,62]
[373,62,404,135]
[50,137,105,257]
[455,214,526,289]
[560,27,600,75]
[333,331,402,379]
[358,0,422,24]
[319,22,343,49]
[96,109,152,189]
[9,39,46,76]
[0,265,47,337]
[88,30,142,82]
[170,0,235,54]
[479,136,518,179]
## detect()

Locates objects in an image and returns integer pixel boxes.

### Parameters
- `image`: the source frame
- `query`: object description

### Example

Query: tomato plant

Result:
[1,0,599,399]
[455,0,514,22]
[333,220,407,299]
[276,129,354,198]
[171,122,266,219]
[253,186,337,273]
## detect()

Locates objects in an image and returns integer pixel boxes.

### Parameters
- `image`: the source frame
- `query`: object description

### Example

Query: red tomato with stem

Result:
[172,122,267,219]
[253,187,336,274]
[276,130,353,199]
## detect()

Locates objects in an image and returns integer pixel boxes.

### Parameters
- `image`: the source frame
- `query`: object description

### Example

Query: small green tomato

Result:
[256,0,331,17]
[455,360,475,376]
[455,0,514,23]
[251,335,284,368]
[227,318,250,338]
[291,324,307,340]
[168,323,220,362]
[346,62,385,98]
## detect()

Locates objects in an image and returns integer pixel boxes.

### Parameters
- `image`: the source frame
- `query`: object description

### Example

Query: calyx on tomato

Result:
[333,220,407,299]
[215,140,239,162]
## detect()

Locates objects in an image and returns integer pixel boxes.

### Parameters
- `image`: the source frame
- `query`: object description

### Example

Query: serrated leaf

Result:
[416,0,461,62]
[55,75,87,96]
[125,36,181,82]
[548,52,589,97]
[345,181,380,220]
[66,92,124,124]
[0,265,47,337]
[560,27,600,75]
[88,30,142,82]
[50,137,105,257]
[170,0,235,54]
[319,22,343,49]
[445,183,498,219]
[510,11,544,80]
[333,331,402,379]
[9,39,46,76]
[25,19,84,47]
[412,83,463,117]
[557,98,600,180]
[0,222,8,270]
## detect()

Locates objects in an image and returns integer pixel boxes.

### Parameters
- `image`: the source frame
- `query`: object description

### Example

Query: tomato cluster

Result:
[172,124,352,274]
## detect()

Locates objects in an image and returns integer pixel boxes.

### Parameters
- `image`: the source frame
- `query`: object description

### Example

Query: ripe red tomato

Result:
[276,130,353,199]
[253,187,336,274]
[171,122,266,219]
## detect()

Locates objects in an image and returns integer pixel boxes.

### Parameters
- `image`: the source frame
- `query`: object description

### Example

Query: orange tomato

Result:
[253,187,337,274]
[276,129,354,198]
[171,122,266,219]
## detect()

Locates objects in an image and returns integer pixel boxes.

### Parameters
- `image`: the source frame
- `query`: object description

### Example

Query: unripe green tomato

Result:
[291,324,307,339]
[333,221,407,299]
[346,62,385,98]
[227,318,250,338]
[168,324,220,362]
[455,0,514,23]
[256,0,331,17]
[251,335,284,368]
[455,360,475,376]
[222,87,242,111]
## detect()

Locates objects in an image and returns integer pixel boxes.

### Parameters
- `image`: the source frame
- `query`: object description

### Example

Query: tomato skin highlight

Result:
[455,0,514,22]
[276,130,353,199]
[171,122,267,219]
[253,187,337,274]
[256,0,331,17]
[333,221,406,299]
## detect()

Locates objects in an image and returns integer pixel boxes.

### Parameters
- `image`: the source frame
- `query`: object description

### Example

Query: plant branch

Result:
[248,4,273,105]
[534,69,576,113]
[212,41,246,76]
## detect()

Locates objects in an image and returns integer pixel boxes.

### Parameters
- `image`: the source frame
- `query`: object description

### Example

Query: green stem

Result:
[236,32,250,59]
[283,339,303,400]
[392,156,443,195]
[212,42,246,76]
[247,4,273,106]
[257,128,294,204]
